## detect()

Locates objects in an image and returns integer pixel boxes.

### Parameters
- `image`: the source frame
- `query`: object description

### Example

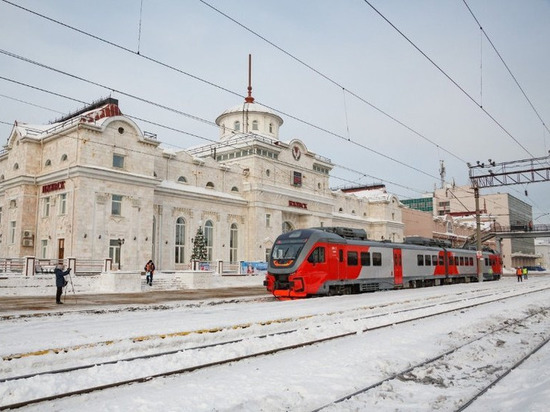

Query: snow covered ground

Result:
[1,275,549,411]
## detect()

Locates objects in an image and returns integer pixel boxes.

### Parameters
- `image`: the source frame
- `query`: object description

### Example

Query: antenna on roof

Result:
[245,54,255,103]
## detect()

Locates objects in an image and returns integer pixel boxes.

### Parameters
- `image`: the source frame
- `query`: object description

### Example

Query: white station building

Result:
[0,91,404,271]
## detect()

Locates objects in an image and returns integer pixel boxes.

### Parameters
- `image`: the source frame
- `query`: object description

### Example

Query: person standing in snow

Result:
[516,267,523,282]
[54,264,71,304]
[144,260,155,286]
[522,266,528,280]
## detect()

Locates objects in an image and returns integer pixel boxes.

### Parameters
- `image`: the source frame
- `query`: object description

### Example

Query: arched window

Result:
[206,182,214,189]
[282,221,294,233]
[45,159,52,167]
[178,176,187,183]
[231,186,239,192]
[234,121,240,132]
[13,163,19,170]
[175,217,185,264]
[252,120,258,131]
[230,223,238,262]
[269,123,273,133]
[204,220,214,262]
[61,154,68,162]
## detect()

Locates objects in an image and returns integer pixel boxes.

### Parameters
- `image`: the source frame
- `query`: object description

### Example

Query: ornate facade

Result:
[0,96,404,270]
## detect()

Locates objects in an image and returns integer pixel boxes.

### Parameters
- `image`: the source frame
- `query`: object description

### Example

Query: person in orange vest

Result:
[516,267,523,282]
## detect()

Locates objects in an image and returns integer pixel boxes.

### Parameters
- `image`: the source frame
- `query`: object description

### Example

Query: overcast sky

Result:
[1,0,549,224]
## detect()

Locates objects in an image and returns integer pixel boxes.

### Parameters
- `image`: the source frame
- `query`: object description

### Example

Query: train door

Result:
[327,244,340,278]
[393,248,403,286]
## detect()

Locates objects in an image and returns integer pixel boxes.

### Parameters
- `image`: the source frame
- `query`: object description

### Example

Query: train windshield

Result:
[272,241,306,260]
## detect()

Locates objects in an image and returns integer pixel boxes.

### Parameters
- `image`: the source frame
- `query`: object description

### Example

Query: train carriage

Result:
[265,227,502,299]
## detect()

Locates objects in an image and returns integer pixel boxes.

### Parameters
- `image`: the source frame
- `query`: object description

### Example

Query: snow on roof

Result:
[158,180,245,202]
[215,102,283,125]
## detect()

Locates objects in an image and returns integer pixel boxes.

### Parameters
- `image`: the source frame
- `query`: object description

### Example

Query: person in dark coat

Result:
[54,264,71,304]
[144,260,155,286]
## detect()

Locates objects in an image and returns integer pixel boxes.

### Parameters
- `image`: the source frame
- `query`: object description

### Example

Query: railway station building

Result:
[0,95,404,271]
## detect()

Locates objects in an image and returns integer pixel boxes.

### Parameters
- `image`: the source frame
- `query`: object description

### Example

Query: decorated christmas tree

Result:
[191,227,207,261]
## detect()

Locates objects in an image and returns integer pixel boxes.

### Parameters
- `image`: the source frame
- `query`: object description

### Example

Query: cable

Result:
[1,0,447,181]
[463,0,550,137]
[0,48,442,184]
[199,0,467,165]
[361,0,535,158]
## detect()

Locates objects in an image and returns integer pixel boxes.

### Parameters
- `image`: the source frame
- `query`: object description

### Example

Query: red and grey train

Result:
[264,227,502,299]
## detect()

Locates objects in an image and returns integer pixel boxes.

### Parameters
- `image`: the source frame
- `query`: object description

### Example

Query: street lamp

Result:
[117,238,125,270]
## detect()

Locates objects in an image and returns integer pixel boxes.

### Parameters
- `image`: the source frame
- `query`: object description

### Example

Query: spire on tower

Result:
[245,54,255,103]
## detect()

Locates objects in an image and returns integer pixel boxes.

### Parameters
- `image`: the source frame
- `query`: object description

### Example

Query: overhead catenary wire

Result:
[0,75,427,196]
[0,0,449,181]
[361,0,535,158]
[0,47,441,183]
[462,0,550,137]
[198,0,467,165]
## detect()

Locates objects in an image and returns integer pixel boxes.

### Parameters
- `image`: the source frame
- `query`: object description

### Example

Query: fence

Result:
[0,257,112,276]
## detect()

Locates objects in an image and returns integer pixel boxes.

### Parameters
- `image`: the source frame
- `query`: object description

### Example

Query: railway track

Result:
[312,307,550,411]
[1,285,548,410]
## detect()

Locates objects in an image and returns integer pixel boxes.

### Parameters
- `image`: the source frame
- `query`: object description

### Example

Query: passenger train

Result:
[264,227,502,300]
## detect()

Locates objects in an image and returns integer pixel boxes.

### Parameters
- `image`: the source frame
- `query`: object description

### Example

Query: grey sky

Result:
[1,0,549,223]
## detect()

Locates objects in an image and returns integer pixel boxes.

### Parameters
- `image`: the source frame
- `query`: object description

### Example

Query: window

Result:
[234,121,240,132]
[61,154,68,162]
[361,252,371,266]
[231,186,239,192]
[269,123,273,133]
[206,182,214,189]
[439,255,445,266]
[460,256,464,266]
[265,214,271,228]
[372,252,382,266]
[252,120,258,130]
[230,223,238,262]
[41,239,48,259]
[43,197,50,217]
[113,154,124,168]
[469,257,474,266]
[178,176,187,183]
[432,255,438,265]
[45,159,52,167]
[292,171,302,187]
[59,193,67,215]
[204,220,214,262]
[417,255,424,266]
[112,194,122,216]
[10,221,16,244]
[347,251,358,266]
[175,217,185,264]
[339,249,344,263]
[308,247,325,264]
[425,255,431,266]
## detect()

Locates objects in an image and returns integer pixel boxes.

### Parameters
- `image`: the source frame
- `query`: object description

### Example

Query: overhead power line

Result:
[199,0,467,165]
[361,0,535,158]
[462,0,550,137]
[1,0,444,182]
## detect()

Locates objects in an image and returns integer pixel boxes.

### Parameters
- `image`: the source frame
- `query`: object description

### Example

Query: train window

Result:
[339,249,344,263]
[425,255,431,266]
[454,256,459,266]
[469,257,474,266]
[417,255,424,266]
[485,258,489,265]
[361,252,371,266]
[439,255,444,266]
[460,256,464,265]
[347,251,358,266]
[432,255,438,265]
[307,247,326,264]
[372,252,382,266]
